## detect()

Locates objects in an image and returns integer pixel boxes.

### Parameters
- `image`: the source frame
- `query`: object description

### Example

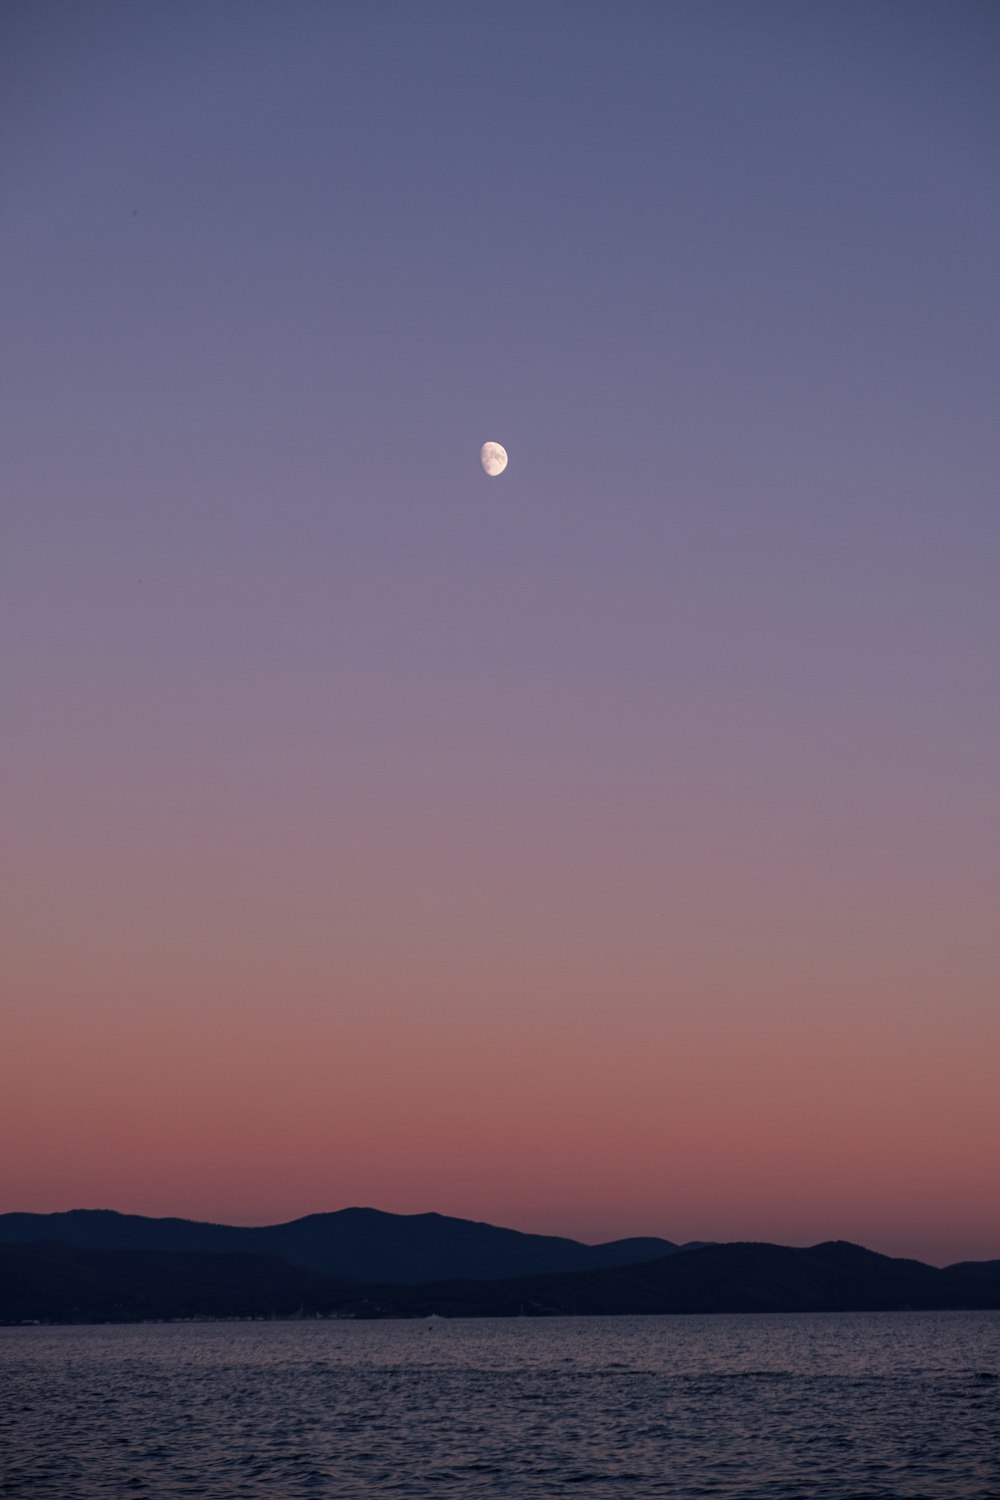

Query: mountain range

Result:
[3,1236,999,1325]
[0,1207,686,1283]
[2,1210,998,1324]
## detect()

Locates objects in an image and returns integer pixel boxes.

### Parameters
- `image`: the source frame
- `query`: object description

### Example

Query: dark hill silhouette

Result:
[940,1258,1000,1302]
[0,1208,683,1284]
[0,1241,346,1323]
[336,1240,970,1318]
[3,1238,999,1324]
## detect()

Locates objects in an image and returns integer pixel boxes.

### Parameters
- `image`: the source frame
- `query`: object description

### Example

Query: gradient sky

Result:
[3,1,999,1266]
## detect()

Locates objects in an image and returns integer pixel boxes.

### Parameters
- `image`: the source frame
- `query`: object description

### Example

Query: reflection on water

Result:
[2,1312,998,1497]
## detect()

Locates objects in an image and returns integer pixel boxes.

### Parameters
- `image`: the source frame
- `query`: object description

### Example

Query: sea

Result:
[1,1311,998,1498]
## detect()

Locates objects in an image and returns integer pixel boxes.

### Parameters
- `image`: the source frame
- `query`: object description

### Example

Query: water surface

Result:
[2,1311,998,1497]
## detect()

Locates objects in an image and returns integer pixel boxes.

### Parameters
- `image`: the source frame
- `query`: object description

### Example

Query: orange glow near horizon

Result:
[5,823,998,1267]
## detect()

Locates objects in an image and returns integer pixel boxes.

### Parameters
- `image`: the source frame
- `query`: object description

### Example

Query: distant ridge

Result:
[0,1207,687,1285]
[3,1238,999,1325]
[332,1240,1000,1318]
[0,1241,348,1324]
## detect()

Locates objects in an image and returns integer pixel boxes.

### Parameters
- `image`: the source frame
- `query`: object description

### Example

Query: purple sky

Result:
[2,1,999,1262]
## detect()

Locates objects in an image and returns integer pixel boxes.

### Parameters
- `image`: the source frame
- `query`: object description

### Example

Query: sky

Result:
[2,0,998,1267]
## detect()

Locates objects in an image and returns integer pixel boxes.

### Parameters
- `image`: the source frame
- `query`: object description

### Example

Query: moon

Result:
[480,441,508,476]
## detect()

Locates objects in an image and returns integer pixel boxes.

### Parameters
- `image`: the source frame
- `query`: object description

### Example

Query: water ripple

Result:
[1,1312,998,1498]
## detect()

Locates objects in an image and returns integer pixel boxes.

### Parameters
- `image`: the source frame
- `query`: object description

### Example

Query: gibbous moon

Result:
[480,441,508,476]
